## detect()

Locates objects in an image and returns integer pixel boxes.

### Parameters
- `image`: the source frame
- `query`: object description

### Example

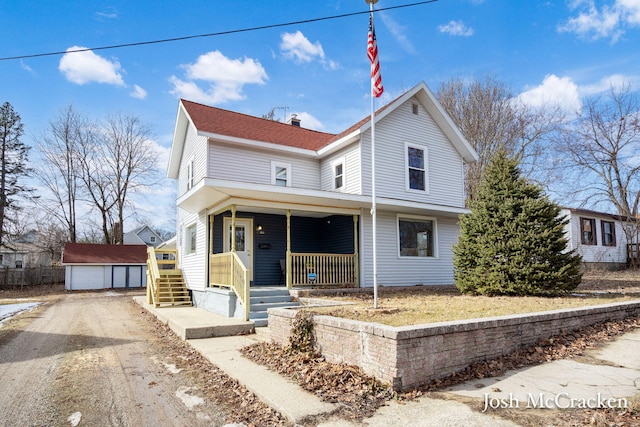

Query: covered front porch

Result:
[205,204,361,322]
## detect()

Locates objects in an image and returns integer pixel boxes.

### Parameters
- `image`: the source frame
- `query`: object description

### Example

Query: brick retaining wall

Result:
[268,301,640,391]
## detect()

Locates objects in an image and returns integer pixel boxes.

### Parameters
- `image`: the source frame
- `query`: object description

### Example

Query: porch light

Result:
[257,224,265,235]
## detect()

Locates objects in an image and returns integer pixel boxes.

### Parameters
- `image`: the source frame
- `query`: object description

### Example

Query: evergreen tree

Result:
[0,102,33,248]
[453,151,582,296]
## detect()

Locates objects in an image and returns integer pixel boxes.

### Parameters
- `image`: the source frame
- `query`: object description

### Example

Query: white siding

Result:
[320,142,361,194]
[361,98,466,208]
[563,210,628,264]
[208,142,320,189]
[360,210,460,287]
[177,207,208,291]
[178,123,208,197]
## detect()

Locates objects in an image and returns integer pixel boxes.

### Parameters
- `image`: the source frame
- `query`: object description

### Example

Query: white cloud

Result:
[559,0,640,42]
[169,50,268,105]
[292,112,324,131]
[130,84,147,99]
[59,46,125,86]
[438,20,474,37]
[379,13,415,54]
[579,73,629,95]
[20,60,34,74]
[517,74,582,112]
[280,31,325,63]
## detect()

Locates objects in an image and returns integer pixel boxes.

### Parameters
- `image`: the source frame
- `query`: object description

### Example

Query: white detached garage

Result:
[62,243,148,290]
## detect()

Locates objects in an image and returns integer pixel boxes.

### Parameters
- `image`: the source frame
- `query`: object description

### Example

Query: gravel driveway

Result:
[0,291,230,427]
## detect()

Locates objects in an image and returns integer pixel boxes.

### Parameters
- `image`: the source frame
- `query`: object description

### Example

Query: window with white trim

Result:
[405,142,428,192]
[333,158,345,190]
[271,161,291,187]
[186,223,197,254]
[398,215,436,257]
[186,157,194,190]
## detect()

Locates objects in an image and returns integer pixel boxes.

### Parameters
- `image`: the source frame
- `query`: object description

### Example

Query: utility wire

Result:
[0,0,438,61]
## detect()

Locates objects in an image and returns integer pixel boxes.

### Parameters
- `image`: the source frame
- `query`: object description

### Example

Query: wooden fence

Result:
[0,266,66,287]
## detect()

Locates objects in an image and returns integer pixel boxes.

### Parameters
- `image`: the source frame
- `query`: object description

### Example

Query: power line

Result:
[0,0,439,61]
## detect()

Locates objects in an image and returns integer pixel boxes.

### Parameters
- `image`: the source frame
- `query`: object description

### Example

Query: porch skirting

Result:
[191,287,245,319]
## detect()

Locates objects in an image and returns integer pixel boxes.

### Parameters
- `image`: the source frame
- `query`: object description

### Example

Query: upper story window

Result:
[601,220,616,246]
[580,217,597,245]
[150,236,157,243]
[333,158,345,190]
[405,142,428,192]
[271,161,291,187]
[186,157,194,190]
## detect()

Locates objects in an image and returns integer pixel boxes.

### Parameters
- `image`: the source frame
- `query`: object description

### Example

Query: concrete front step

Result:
[248,287,298,327]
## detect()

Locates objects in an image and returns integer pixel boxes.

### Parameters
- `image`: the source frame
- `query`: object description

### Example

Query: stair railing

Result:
[147,247,161,307]
[209,252,250,321]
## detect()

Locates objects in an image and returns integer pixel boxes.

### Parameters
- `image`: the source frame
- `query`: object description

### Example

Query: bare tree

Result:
[76,127,118,244]
[35,105,86,243]
[74,113,158,244]
[559,81,640,255]
[101,113,158,244]
[436,75,563,201]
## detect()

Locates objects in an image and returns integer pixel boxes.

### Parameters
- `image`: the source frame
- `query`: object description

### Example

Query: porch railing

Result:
[209,252,250,321]
[290,253,357,287]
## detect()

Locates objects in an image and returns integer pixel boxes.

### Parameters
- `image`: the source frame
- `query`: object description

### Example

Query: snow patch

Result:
[175,386,204,410]
[0,302,41,325]
[67,412,82,426]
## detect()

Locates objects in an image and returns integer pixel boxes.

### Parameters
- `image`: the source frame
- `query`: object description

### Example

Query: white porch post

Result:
[286,209,292,289]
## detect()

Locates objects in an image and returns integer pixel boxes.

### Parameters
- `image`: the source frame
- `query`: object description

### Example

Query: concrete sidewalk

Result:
[135,297,640,426]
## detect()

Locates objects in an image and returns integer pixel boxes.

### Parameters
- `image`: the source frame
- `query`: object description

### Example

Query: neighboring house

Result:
[157,235,176,250]
[166,81,478,314]
[562,207,639,270]
[62,243,148,290]
[0,230,55,268]
[123,226,163,247]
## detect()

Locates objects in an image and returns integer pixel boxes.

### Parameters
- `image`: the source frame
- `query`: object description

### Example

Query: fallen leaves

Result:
[241,342,394,421]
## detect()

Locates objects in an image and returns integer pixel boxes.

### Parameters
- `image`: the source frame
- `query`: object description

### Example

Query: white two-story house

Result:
[167,82,478,318]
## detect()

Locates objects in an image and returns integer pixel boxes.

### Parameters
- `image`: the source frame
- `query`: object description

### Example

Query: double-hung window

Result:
[580,217,597,245]
[333,158,345,190]
[186,223,197,254]
[186,157,194,190]
[271,161,291,187]
[601,220,616,246]
[405,142,428,192]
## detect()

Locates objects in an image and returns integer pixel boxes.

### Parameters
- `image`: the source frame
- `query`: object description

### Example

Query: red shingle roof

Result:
[62,243,147,264]
[181,100,338,151]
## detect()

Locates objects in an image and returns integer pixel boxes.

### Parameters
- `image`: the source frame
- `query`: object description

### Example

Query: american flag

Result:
[367,13,383,98]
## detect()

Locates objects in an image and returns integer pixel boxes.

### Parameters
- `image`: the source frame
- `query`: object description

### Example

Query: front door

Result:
[223,218,254,283]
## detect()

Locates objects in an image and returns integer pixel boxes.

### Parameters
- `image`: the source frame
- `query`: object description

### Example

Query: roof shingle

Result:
[181,100,338,151]
[62,243,147,264]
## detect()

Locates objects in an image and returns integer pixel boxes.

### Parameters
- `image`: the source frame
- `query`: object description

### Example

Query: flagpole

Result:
[366,0,379,309]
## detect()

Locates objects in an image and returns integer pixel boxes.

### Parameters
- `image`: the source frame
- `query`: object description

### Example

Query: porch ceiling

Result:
[177,178,468,218]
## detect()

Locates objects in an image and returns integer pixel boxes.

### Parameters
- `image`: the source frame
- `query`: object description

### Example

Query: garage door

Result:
[69,266,105,290]
[112,266,144,288]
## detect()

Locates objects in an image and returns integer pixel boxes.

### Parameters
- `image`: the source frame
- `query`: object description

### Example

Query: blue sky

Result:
[1,0,640,233]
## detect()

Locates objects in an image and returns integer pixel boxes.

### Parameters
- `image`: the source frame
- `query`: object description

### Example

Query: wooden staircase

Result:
[155,270,192,307]
[147,247,192,308]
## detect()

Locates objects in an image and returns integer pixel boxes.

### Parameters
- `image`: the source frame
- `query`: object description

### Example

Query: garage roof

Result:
[62,243,147,264]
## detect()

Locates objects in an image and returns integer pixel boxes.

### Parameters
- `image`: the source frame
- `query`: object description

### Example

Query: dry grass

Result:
[303,270,640,327]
